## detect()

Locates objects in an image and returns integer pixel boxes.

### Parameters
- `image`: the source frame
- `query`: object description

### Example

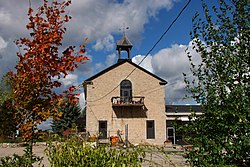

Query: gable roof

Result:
[84,59,167,85]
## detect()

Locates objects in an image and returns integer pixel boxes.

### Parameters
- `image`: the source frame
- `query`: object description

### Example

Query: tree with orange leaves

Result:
[8,0,88,143]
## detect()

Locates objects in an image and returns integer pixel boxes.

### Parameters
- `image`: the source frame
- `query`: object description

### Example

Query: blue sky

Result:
[89,0,203,66]
[0,0,215,106]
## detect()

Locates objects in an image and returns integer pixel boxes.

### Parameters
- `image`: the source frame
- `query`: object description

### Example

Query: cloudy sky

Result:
[0,0,213,107]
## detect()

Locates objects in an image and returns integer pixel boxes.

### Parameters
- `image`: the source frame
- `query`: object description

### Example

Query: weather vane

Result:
[119,23,129,36]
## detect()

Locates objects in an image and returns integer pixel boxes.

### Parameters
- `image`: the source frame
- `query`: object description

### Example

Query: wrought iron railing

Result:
[111,96,145,106]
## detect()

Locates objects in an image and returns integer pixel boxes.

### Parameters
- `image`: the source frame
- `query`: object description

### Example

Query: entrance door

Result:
[99,121,107,139]
[167,127,175,144]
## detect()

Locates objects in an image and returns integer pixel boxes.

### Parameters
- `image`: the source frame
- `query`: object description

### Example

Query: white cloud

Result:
[67,0,175,42]
[0,36,7,50]
[89,53,116,74]
[0,0,176,78]
[0,9,11,26]
[0,40,18,78]
[152,44,187,78]
[151,42,201,104]
[131,41,201,104]
[93,35,115,51]
[1,0,191,104]
[132,55,154,73]
[95,63,104,70]
[60,73,78,86]
[105,53,117,66]
[152,42,200,78]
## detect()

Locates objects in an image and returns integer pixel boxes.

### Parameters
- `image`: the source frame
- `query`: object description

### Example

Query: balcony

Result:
[111,96,145,107]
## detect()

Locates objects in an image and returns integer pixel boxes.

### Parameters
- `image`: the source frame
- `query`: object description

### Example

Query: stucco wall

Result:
[85,62,166,145]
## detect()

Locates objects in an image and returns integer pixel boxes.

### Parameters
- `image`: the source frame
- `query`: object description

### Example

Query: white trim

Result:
[166,112,203,116]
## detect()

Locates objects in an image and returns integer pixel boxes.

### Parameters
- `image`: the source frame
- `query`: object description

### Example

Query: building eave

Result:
[84,59,167,84]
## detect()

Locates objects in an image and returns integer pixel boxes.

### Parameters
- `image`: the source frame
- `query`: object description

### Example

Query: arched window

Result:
[120,79,132,103]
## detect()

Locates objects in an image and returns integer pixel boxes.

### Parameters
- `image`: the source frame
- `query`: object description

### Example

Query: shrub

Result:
[45,136,146,167]
[45,135,177,166]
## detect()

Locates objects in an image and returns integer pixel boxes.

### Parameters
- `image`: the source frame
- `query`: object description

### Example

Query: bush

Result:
[45,135,176,166]
[45,136,146,167]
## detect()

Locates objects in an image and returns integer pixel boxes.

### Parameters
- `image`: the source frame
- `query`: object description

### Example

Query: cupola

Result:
[116,30,133,62]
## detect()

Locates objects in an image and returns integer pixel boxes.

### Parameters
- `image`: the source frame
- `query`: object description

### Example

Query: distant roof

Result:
[84,59,167,85]
[166,105,203,113]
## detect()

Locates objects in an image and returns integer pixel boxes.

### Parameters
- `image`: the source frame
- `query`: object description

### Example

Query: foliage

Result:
[8,0,88,142]
[52,94,81,135]
[0,100,18,140]
[0,142,43,167]
[183,0,250,166]
[45,135,173,167]
[45,135,144,167]
[0,75,17,139]
[76,106,86,132]
[0,74,13,105]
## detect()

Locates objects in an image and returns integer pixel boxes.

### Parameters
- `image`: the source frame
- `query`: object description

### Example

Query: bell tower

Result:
[116,27,133,62]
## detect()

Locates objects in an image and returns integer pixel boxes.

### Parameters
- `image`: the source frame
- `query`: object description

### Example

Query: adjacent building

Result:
[166,104,203,145]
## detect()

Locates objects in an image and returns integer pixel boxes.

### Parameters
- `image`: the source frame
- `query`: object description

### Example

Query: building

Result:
[83,34,167,145]
[166,104,203,145]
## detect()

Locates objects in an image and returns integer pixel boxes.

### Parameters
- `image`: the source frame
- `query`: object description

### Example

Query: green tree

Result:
[0,100,18,140]
[0,75,17,140]
[0,75,13,105]
[182,0,249,166]
[52,94,81,135]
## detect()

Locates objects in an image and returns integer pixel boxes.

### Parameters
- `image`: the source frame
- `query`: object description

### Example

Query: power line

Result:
[165,72,193,87]
[122,0,192,82]
[86,0,192,103]
[137,0,192,67]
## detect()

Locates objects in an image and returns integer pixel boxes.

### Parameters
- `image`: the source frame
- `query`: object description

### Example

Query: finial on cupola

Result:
[116,25,133,62]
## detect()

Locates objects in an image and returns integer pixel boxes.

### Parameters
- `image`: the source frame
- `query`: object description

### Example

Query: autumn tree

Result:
[9,0,88,143]
[182,0,249,166]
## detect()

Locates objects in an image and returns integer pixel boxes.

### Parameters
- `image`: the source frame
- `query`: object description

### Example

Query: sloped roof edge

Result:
[84,59,167,85]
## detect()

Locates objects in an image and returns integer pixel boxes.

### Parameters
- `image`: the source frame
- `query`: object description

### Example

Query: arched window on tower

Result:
[120,79,132,103]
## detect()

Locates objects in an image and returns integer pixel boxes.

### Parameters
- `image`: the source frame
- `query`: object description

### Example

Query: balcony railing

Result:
[111,96,145,107]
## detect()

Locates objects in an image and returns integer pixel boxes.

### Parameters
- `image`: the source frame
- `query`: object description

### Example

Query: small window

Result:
[146,120,155,139]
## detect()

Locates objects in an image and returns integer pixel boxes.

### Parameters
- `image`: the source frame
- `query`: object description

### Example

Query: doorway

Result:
[99,121,107,139]
[167,127,175,144]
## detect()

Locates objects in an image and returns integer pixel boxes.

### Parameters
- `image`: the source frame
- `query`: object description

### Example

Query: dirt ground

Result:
[0,145,49,167]
[0,145,189,167]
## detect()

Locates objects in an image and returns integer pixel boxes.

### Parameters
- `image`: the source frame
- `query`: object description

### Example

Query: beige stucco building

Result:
[83,34,167,145]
